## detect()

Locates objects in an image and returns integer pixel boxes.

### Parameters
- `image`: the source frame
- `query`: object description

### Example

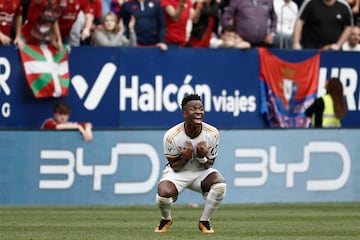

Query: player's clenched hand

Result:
[169,141,193,171]
[179,141,193,161]
[196,141,208,158]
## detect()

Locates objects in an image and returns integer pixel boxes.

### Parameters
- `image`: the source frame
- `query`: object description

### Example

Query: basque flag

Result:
[19,44,70,98]
[259,48,320,128]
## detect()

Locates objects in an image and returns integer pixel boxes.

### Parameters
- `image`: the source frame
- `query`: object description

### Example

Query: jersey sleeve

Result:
[205,126,219,159]
[163,130,180,158]
[207,134,219,159]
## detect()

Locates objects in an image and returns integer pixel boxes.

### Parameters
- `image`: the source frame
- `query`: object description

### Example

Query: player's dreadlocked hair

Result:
[181,94,201,110]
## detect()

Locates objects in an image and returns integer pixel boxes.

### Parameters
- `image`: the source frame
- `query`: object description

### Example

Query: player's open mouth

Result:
[194,116,202,123]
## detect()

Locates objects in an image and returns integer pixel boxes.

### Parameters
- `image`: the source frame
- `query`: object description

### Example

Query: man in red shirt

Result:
[161,0,201,46]
[81,0,102,45]
[89,0,102,24]
[58,0,95,44]
[14,0,64,52]
[0,0,22,45]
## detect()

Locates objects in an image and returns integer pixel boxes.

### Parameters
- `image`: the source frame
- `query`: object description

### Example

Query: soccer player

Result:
[154,93,227,233]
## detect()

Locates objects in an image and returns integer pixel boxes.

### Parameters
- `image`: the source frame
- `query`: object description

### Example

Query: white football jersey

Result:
[163,122,219,171]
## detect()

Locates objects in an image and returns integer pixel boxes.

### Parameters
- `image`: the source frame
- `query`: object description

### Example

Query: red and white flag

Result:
[259,48,321,128]
[19,44,70,98]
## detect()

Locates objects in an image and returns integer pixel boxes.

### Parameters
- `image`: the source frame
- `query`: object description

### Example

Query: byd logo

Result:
[39,143,160,194]
[234,141,351,191]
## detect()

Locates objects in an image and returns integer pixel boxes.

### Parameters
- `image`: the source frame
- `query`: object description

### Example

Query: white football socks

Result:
[156,194,173,220]
[200,182,227,221]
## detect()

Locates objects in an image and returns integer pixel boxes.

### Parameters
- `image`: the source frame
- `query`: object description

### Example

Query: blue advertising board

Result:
[0,129,359,205]
[1,46,360,128]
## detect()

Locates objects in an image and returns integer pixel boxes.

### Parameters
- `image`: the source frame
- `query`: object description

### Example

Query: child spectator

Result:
[42,102,93,142]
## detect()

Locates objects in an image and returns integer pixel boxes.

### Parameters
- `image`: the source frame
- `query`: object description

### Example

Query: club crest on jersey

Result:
[167,147,177,154]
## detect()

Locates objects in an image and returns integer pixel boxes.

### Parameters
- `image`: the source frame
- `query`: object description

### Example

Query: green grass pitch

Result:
[0,202,359,240]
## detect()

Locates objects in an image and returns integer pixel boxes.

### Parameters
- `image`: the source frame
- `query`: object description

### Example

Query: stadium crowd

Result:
[0,0,359,51]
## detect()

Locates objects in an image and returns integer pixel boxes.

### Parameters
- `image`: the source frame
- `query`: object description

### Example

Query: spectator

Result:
[188,0,221,48]
[42,102,93,142]
[292,0,353,50]
[210,25,251,49]
[58,0,94,46]
[221,0,277,47]
[121,0,168,51]
[305,77,346,128]
[273,0,298,49]
[0,0,22,45]
[160,0,202,47]
[92,11,137,46]
[14,0,65,52]
[342,25,360,50]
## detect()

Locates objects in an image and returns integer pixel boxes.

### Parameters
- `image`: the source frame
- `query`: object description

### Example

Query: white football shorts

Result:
[159,165,218,194]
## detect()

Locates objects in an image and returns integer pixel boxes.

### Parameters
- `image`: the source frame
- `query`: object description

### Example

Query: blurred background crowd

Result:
[1,0,360,51]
